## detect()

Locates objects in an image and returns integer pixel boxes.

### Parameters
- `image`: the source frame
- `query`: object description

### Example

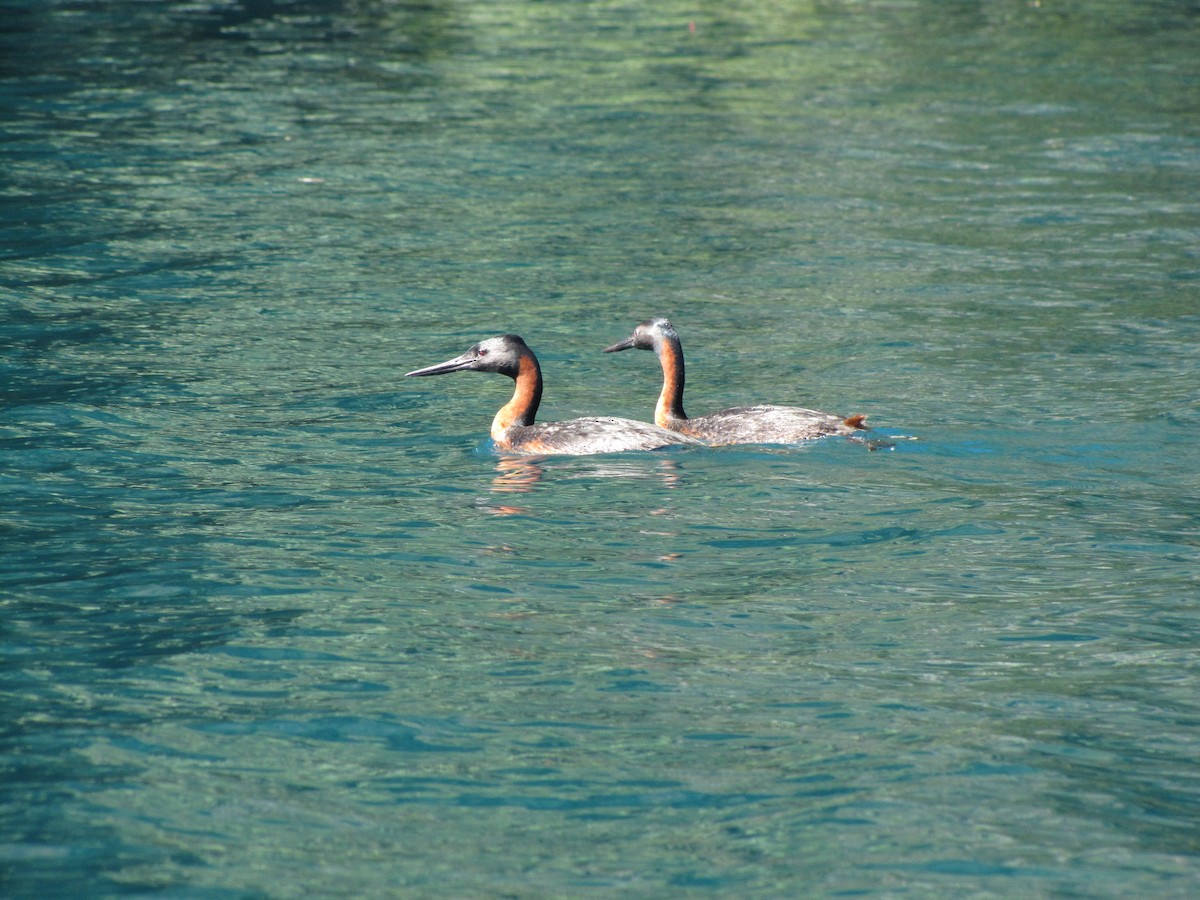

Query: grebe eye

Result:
[477,349,488,357]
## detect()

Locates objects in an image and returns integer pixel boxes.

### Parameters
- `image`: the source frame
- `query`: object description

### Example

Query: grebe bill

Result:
[604,317,868,445]
[406,334,701,456]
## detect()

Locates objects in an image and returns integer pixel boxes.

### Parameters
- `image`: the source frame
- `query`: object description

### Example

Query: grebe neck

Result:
[654,333,688,427]
[492,349,543,440]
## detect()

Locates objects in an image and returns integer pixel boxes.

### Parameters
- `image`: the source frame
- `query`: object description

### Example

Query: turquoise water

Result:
[3,0,1198,895]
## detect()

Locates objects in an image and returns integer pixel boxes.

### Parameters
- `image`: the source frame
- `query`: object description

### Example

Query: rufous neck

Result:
[654,335,687,427]
[492,350,542,439]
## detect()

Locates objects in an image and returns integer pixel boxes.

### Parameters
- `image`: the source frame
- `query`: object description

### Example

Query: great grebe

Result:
[406,334,700,455]
[603,317,867,445]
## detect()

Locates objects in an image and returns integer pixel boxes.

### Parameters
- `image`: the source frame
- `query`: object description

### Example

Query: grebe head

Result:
[405,334,527,379]
[603,317,678,354]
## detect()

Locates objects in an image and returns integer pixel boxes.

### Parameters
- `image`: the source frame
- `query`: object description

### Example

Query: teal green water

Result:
[3,1,1199,895]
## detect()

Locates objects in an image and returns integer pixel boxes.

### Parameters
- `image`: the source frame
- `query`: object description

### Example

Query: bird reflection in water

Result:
[486,456,544,515]
[482,455,685,516]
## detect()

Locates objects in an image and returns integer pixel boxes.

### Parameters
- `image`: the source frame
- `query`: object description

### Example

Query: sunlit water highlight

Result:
[2,1,1198,895]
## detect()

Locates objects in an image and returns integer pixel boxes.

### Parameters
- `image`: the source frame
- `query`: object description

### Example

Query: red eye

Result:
[477,349,488,357]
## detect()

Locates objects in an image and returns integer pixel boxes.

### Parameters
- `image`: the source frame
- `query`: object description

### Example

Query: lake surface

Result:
[3,0,1198,895]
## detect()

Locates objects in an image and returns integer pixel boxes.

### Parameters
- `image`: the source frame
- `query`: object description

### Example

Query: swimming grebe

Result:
[405,334,700,455]
[603,317,868,445]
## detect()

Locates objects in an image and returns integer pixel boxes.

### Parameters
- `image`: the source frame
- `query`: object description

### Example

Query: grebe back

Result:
[603,317,868,446]
[406,334,700,456]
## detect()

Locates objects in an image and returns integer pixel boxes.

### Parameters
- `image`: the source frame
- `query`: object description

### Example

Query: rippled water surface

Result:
[3,0,1199,895]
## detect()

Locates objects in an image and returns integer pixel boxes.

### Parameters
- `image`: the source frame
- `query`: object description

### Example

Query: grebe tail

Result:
[604,317,868,445]
[406,334,700,456]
